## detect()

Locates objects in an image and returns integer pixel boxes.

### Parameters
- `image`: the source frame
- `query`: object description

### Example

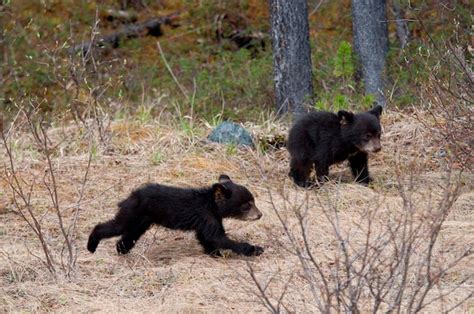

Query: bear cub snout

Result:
[287,105,383,187]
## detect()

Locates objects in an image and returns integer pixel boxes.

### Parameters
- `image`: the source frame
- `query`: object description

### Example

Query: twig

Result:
[156,41,189,98]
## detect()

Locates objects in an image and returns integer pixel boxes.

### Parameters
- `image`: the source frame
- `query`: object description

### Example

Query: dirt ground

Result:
[1,111,472,313]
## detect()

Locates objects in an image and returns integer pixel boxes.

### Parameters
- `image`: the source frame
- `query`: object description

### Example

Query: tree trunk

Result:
[391,0,409,49]
[269,0,313,116]
[352,0,389,106]
[0,0,5,106]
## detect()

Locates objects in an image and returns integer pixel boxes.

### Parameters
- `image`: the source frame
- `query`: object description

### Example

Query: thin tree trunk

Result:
[352,0,389,107]
[0,0,5,105]
[269,0,314,116]
[391,0,409,49]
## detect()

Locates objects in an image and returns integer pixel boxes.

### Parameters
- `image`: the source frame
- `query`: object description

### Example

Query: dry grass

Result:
[0,110,473,313]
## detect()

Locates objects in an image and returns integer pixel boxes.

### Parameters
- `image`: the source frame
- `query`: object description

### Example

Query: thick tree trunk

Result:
[352,0,389,106]
[269,0,313,116]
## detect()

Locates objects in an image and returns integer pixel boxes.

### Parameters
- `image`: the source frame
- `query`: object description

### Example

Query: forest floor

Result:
[0,109,472,313]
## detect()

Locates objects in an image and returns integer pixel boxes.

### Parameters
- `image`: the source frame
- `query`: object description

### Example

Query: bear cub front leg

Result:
[196,230,263,257]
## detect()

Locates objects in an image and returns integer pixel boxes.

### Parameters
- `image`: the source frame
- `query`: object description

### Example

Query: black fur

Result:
[87,175,264,257]
[287,105,383,187]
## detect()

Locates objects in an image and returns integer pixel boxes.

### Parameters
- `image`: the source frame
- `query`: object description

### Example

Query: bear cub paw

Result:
[242,243,264,256]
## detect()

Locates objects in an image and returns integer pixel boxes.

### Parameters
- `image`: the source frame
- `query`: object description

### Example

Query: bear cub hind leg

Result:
[116,217,153,255]
[87,219,124,253]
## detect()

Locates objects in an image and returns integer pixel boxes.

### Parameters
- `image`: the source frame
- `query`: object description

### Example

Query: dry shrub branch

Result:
[415,30,473,172]
[247,163,471,312]
[0,12,117,279]
[1,103,94,279]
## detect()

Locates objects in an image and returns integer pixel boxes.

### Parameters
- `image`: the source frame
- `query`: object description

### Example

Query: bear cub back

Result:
[287,105,383,187]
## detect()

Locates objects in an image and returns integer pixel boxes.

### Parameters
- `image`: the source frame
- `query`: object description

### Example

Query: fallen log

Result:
[69,12,179,55]
[214,13,266,53]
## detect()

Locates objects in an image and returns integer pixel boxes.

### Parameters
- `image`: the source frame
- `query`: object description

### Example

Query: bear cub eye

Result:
[241,203,251,211]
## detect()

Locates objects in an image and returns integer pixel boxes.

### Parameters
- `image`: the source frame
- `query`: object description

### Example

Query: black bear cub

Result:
[87,175,264,257]
[287,105,383,187]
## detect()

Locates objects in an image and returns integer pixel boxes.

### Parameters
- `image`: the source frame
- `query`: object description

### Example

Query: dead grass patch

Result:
[0,110,472,312]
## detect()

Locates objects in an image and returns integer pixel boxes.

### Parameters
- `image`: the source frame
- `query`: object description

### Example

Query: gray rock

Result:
[208,121,254,147]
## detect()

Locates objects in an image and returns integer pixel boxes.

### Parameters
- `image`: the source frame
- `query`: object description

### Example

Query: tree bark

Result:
[269,0,314,116]
[352,0,389,106]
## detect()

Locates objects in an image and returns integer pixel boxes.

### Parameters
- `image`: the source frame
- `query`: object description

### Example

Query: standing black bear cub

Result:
[287,105,383,187]
[87,175,264,257]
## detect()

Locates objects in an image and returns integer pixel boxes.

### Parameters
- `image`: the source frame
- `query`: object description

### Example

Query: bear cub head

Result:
[338,105,383,154]
[212,174,262,221]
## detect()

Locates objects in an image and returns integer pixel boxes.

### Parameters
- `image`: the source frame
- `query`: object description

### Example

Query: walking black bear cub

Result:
[87,175,264,257]
[287,105,383,187]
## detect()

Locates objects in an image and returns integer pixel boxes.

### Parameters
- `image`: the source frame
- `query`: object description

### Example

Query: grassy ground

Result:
[0,109,472,312]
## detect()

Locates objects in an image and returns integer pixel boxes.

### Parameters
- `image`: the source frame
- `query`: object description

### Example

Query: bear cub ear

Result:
[338,110,354,125]
[213,183,232,201]
[368,105,383,119]
[214,174,233,201]
[218,174,232,183]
